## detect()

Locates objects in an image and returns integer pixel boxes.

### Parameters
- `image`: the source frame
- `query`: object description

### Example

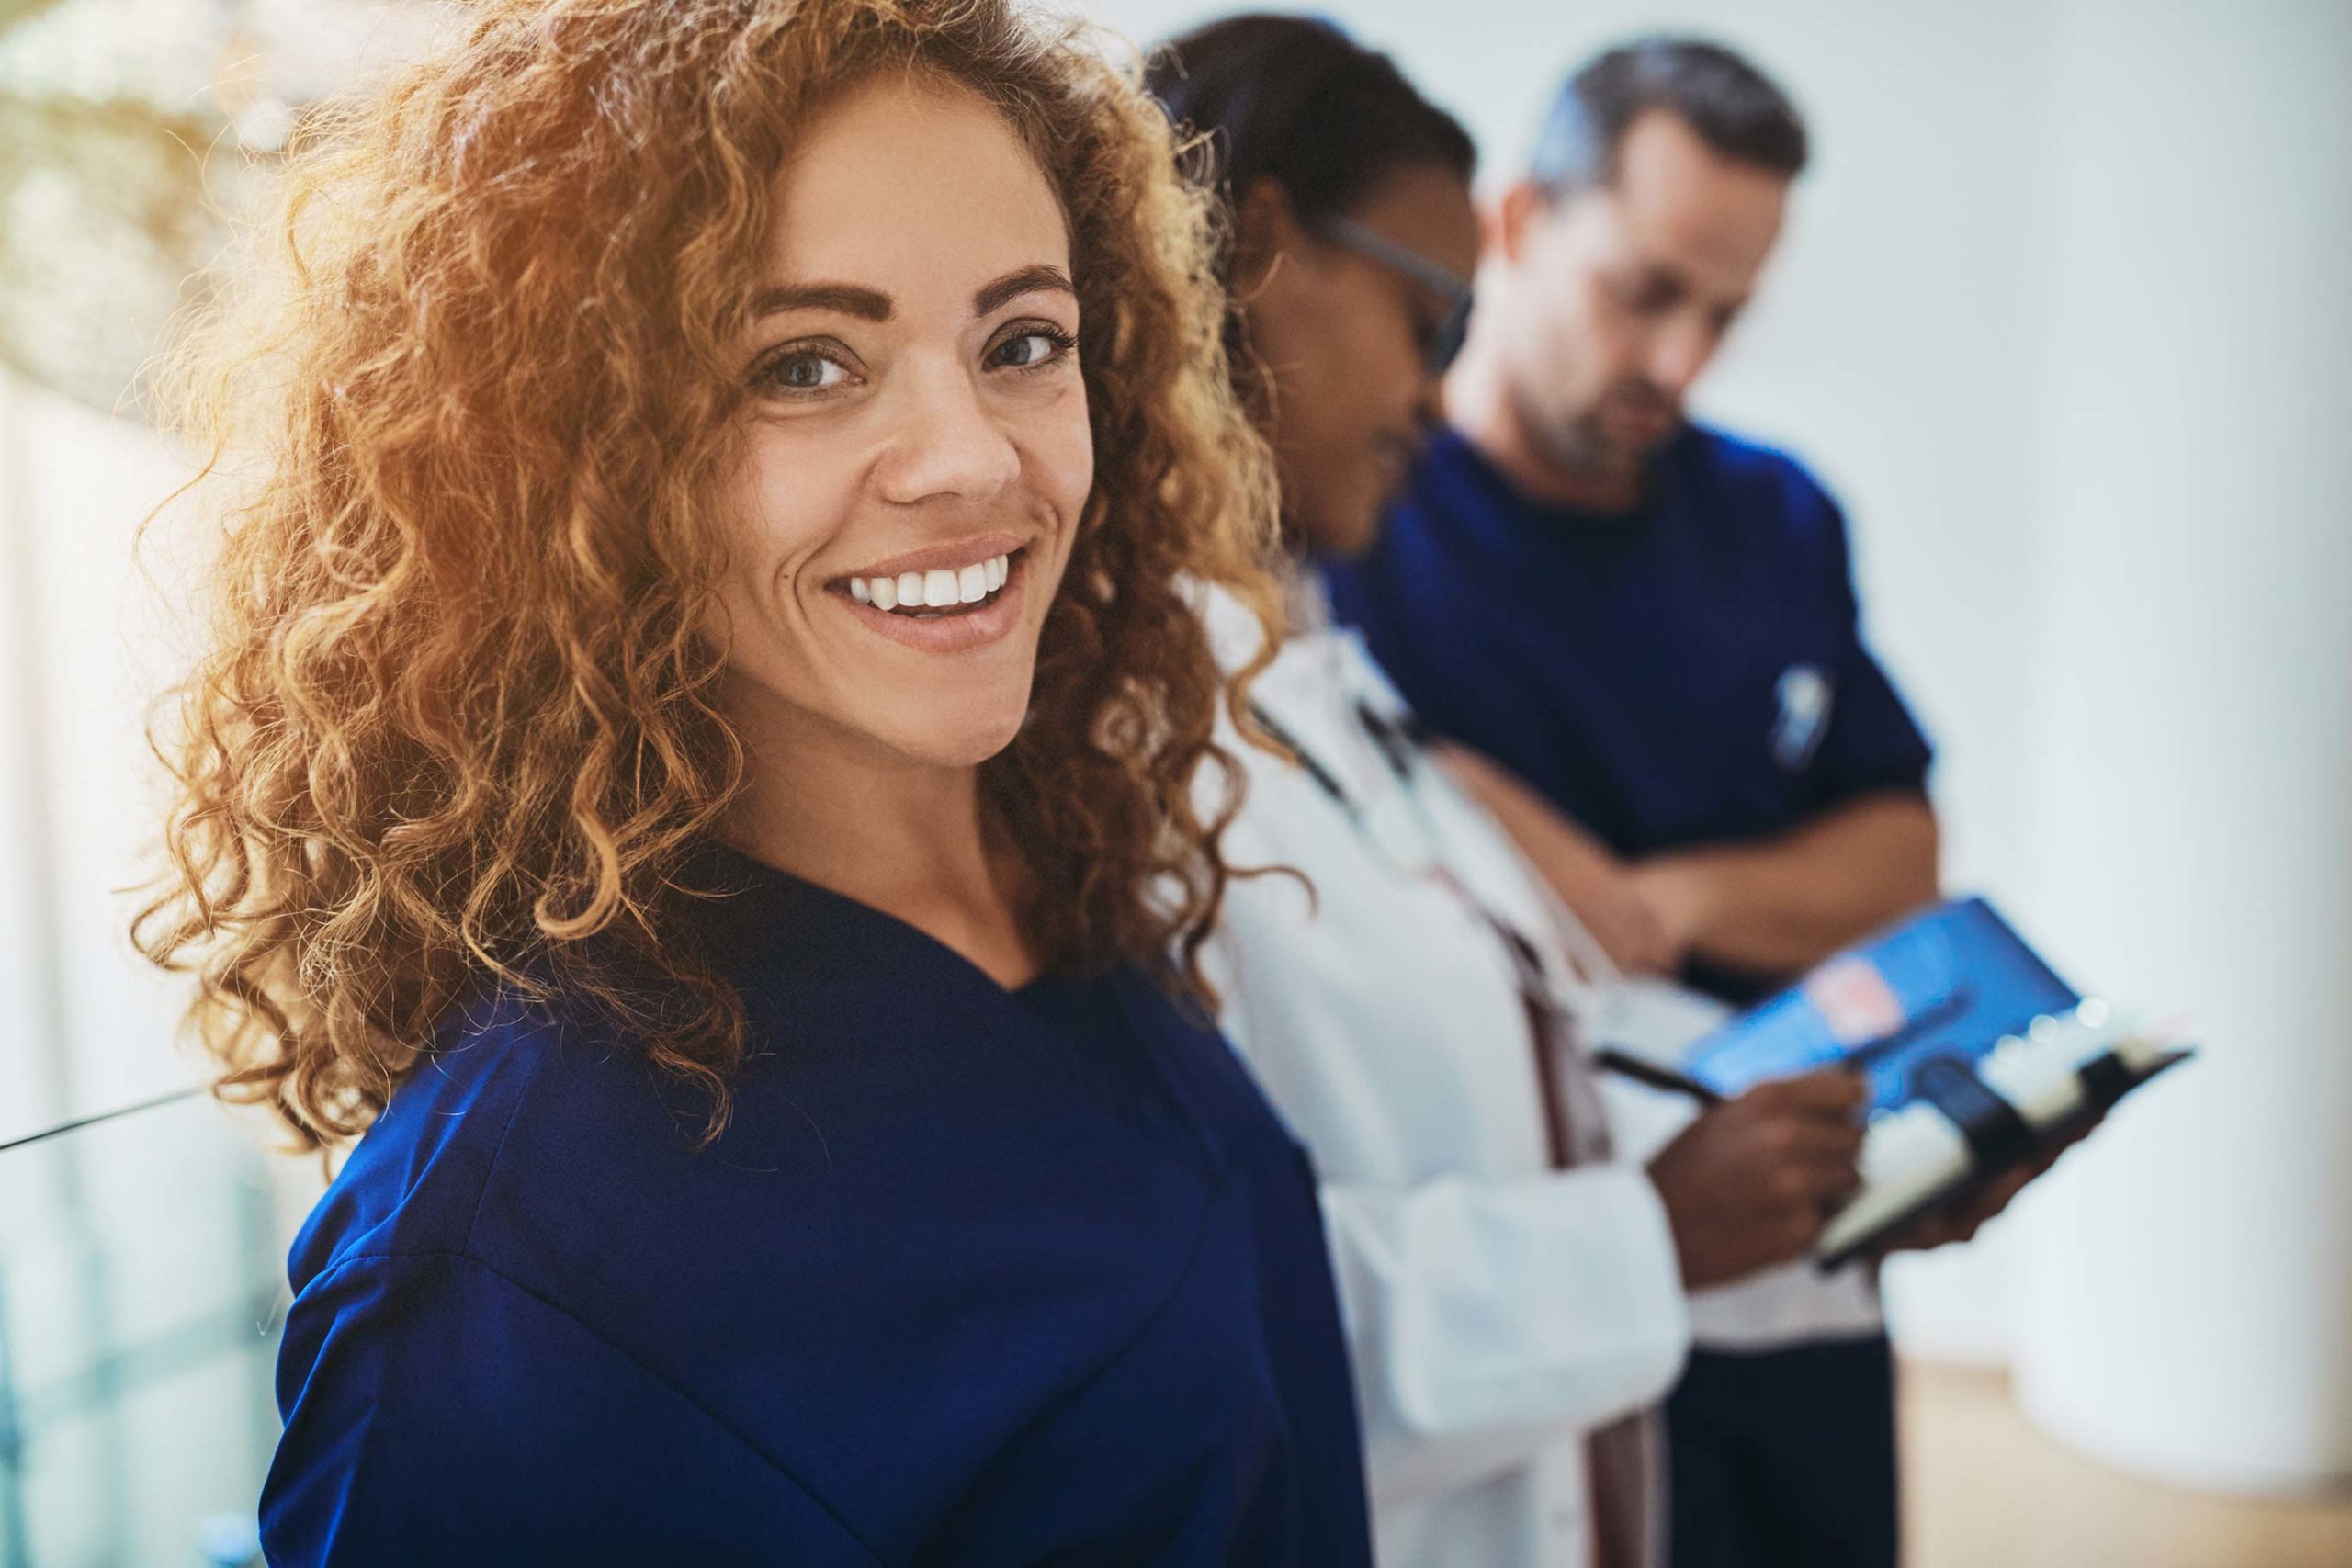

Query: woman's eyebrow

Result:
[748,282,894,322]
[973,264,1075,317]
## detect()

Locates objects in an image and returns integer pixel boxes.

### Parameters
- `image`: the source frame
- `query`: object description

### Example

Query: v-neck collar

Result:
[689,839,1055,1001]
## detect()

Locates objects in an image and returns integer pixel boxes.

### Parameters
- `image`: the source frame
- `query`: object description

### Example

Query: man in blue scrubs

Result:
[1327,37,1933,1568]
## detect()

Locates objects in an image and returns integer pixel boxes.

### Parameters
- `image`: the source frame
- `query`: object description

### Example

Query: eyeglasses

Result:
[1317,215,1475,376]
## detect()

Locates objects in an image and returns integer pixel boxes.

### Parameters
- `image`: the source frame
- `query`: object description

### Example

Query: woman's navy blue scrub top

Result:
[261,846,1373,1565]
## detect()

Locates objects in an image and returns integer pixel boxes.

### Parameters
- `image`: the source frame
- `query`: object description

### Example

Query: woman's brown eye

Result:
[756,347,853,395]
[773,353,845,390]
[990,328,1074,370]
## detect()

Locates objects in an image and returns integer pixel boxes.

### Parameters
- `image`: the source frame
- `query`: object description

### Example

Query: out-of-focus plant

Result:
[0,2,71,31]
[0,0,439,418]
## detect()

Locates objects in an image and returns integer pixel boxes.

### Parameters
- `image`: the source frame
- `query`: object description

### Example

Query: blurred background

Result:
[0,0,2346,1562]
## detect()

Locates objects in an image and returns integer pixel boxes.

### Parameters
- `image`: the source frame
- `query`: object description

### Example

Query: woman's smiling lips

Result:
[828,532,1034,654]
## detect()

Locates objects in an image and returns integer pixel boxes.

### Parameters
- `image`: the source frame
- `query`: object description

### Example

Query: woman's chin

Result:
[1299,494,1385,562]
[860,697,1032,773]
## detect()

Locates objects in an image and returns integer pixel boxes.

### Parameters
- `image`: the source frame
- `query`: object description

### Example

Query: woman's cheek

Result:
[1026,387,1095,551]
[742,429,869,578]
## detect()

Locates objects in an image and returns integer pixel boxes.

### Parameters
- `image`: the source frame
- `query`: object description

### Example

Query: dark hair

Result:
[1531,35,1807,197]
[1145,13,1474,263]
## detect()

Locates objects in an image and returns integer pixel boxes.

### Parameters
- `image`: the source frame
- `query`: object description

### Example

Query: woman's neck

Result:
[720,699,1040,989]
[1276,548,1331,634]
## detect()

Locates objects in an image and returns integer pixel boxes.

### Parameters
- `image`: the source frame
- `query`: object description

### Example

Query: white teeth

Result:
[852,552,1015,615]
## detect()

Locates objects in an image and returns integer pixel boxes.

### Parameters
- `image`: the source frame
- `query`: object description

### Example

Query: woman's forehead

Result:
[757,74,1070,313]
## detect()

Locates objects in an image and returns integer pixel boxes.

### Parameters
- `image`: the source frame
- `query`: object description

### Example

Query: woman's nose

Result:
[874,356,1022,507]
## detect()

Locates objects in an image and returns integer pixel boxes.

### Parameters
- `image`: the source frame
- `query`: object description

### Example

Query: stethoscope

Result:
[1246,686,1610,1166]
[1244,689,1602,1008]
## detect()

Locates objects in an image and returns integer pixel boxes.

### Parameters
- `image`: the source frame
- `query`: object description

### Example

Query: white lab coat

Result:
[1203,592,1687,1568]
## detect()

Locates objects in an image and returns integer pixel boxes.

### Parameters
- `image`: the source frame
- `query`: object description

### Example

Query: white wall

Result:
[2008,0,2352,1490]
[0,370,66,1142]
[0,368,201,1145]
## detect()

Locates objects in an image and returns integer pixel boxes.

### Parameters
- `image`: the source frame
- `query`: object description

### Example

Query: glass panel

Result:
[0,1093,298,1568]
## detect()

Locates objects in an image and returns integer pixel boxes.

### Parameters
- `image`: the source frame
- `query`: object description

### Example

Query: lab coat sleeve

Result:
[263,1251,881,1567]
[1210,954,1690,1507]
[1318,1168,1690,1507]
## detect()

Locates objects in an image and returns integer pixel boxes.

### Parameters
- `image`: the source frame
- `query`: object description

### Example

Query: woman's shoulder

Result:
[283,953,1259,1368]
[283,986,639,1292]
[271,968,1273,1559]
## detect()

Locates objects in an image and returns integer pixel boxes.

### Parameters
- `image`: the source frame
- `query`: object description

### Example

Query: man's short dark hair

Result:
[1530,36,1807,197]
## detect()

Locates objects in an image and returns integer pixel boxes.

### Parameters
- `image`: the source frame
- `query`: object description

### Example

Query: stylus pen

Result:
[1593,1048,1726,1107]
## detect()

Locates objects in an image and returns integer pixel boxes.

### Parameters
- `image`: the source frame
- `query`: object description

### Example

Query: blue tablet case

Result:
[1680,897,2082,1113]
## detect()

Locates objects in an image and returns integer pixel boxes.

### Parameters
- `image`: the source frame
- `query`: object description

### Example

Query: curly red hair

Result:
[138,0,1284,1149]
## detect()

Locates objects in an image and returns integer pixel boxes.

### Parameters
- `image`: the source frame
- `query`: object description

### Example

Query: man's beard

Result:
[1512,377,1681,479]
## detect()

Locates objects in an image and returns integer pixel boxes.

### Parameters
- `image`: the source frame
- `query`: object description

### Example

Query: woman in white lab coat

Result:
[1147,18,1882,1567]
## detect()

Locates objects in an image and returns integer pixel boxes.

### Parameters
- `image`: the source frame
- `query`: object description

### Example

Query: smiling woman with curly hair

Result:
[136,0,1373,1559]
